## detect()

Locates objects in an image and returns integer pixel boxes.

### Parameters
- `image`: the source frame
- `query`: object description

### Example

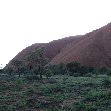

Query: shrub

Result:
[66,62,80,73]
[44,67,53,79]
[16,99,27,109]
[102,77,111,87]
[47,78,57,84]
[84,91,110,103]
[41,83,64,95]
[74,102,97,111]
[26,89,35,96]
[25,74,40,81]
[26,98,37,108]
[106,68,111,76]
[15,78,23,90]
[0,105,14,111]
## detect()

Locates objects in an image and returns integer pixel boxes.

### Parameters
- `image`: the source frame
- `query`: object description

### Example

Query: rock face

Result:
[8,22,111,68]
[13,43,47,61]
[8,36,81,65]
[50,22,111,67]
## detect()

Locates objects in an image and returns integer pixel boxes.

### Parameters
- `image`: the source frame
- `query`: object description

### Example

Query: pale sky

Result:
[0,0,111,68]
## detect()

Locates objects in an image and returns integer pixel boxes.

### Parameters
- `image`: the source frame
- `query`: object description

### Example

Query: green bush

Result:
[25,74,40,81]
[41,83,64,95]
[26,89,35,96]
[106,68,111,76]
[74,102,97,111]
[66,62,80,73]
[102,77,111,87]
[0,105,14,111]
[16,99,27,109]
[15,78,23,91]
[84,91,105,101]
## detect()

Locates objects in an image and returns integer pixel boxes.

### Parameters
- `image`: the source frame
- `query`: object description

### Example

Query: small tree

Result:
[11,59,23,77]
[44,67,53,79]
[0,69,3,74]
[79,66,87,76]
[59,63,68,75]
[28,47,48,80]
[106,68,111,76]
[99,67,107,75]
[66,61,80,74]
[7,66,13,76]
[0,64,3,74]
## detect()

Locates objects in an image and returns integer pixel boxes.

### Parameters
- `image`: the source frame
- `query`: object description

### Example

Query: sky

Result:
[0,0,111,68]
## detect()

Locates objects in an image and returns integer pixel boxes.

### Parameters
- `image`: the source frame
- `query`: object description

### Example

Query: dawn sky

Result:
[0,0,111,68]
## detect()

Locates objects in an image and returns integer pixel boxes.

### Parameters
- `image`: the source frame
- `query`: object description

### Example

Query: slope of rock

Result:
[7,22,111,68]
[8,36,82,66]
[50,23,111,67]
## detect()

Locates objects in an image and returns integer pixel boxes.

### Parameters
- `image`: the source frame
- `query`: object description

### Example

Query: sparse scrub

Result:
[102,77,111,87]
[1,62,111,111]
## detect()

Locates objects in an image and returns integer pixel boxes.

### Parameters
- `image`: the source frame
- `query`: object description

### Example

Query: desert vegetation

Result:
[1,66,111,111]
[1,48,111,111]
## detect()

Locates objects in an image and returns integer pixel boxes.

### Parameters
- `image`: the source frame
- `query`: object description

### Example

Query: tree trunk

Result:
[9,71,11,76]
[18,68,20,77]
[40,73,42,80]
[38,65,42,80]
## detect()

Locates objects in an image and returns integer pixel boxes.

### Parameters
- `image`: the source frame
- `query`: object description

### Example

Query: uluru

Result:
[7,22,111,68]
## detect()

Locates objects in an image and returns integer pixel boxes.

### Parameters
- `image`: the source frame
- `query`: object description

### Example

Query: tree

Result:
[7,66,13,75]
[59,63,68,75]
[106,68,111,76]
[28,47,48,80]
[0,69,3,74]
[79,66,88,76]
[66,61,80,74]
[47,64,58,75]
[0,64,3,74]
[11,59,23,77]
[99,67,107,75]
[44,66,53,79]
